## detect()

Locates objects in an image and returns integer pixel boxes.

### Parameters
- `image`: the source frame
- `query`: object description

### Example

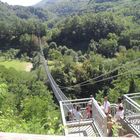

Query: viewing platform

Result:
[60,93,140,137]
[60,98,108,137]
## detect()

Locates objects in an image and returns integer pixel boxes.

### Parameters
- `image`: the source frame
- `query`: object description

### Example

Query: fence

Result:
[60,98,107,136]
[92,98,107,136]
[123,93,140,136]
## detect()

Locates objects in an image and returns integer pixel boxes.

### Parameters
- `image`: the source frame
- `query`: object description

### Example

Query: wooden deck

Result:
[0,132,139,140]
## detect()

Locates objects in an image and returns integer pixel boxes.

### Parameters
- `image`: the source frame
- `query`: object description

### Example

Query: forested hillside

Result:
[36,0,140,16]
[0,0,140,135]
[0,1,52,21]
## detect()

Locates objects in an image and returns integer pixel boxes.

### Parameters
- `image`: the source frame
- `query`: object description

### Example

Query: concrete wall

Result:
[0,132,139,140]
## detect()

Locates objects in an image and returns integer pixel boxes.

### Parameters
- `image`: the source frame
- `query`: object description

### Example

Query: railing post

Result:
[60,101,68,135]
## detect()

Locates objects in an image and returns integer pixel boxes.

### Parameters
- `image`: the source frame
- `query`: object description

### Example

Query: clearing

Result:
[0,60,33,72]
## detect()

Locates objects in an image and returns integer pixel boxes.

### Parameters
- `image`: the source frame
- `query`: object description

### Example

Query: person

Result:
[88,95,93,104]
[116,97,123,110]
[75,106,83,121]
[90,95,93,98]
[70,104,77,120]
[107,114,114,137]
[66,111,73,122]
[103,96,111,115]
[114,106,124,121]
[85,103,92,118]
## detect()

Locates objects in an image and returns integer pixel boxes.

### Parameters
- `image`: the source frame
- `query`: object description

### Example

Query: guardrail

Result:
[60,98,107,137]
[92,98,107,136]
[61,98,94,123]
[123,93,140,137]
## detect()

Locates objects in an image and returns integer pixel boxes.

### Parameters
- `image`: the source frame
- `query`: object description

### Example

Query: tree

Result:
[98,37,118,57]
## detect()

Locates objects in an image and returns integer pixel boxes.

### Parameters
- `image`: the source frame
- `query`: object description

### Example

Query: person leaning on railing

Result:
[114,106,124,121]
[88,95,93,104]
[66,111,73,122]
[75,106,83,121]
[70,104,77,120]
[116,97,123,110]
[85,103,92,119]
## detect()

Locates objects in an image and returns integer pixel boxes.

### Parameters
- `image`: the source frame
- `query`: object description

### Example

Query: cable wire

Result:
[60,67,140,89]
[59,58,140,89]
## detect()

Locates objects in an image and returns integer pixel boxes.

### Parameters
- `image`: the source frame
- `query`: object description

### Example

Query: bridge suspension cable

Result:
[39,38,73,110]
[59,67,140,89]
[59,58,140,89]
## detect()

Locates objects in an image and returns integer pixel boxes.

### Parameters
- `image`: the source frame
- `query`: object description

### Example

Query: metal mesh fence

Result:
[123,93,140,136]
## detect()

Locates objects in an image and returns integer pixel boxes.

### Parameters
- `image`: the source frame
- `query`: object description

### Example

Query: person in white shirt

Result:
[103,96,111,115]
[114,106,124,121]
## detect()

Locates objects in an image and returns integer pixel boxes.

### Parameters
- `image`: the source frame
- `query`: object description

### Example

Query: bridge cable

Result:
[59,58,140,89]
[39,38,73,110]
[60,66,140,89]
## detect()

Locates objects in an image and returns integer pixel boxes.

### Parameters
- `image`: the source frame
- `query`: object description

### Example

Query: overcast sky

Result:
[1,0,42,6]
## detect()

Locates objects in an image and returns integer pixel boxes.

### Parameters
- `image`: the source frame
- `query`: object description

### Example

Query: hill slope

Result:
[35,0,140,16]
[0,1,51,21]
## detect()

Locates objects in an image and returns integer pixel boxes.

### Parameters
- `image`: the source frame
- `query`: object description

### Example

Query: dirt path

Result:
[25,63,33,72]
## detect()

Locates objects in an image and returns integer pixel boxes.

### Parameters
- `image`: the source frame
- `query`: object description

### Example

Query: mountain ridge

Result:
[35,0,140,16]
[0,1,51,21]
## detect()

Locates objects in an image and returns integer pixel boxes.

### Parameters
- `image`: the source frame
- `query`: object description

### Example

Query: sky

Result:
[1,0,42,6]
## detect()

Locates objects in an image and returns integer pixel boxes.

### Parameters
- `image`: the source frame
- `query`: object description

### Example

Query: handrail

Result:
[60,101,68,135]
[125,92,140,96]
[61,98,92,103]
[124,99,140,113]
[123,93,140,137]
[124,94,140,109]
[92,98,107,136]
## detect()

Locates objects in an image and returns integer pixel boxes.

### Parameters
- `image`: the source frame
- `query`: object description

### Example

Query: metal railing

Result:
[123,93,140,136]
[92,98,107,137]
[61,98,93,122]
[60,98,107,137]
[124,93,140,106]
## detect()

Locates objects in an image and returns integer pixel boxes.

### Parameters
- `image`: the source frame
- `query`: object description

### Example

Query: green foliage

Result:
[0,66,61,134]
[0,0,140,135]
[0,1,51,21]
[98,37,118,57]
[112,123,122,137]
[52,13,125,53]
[0,60,31,72]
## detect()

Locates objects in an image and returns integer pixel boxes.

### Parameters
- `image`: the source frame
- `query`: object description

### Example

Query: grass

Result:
[0,60,32,72]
